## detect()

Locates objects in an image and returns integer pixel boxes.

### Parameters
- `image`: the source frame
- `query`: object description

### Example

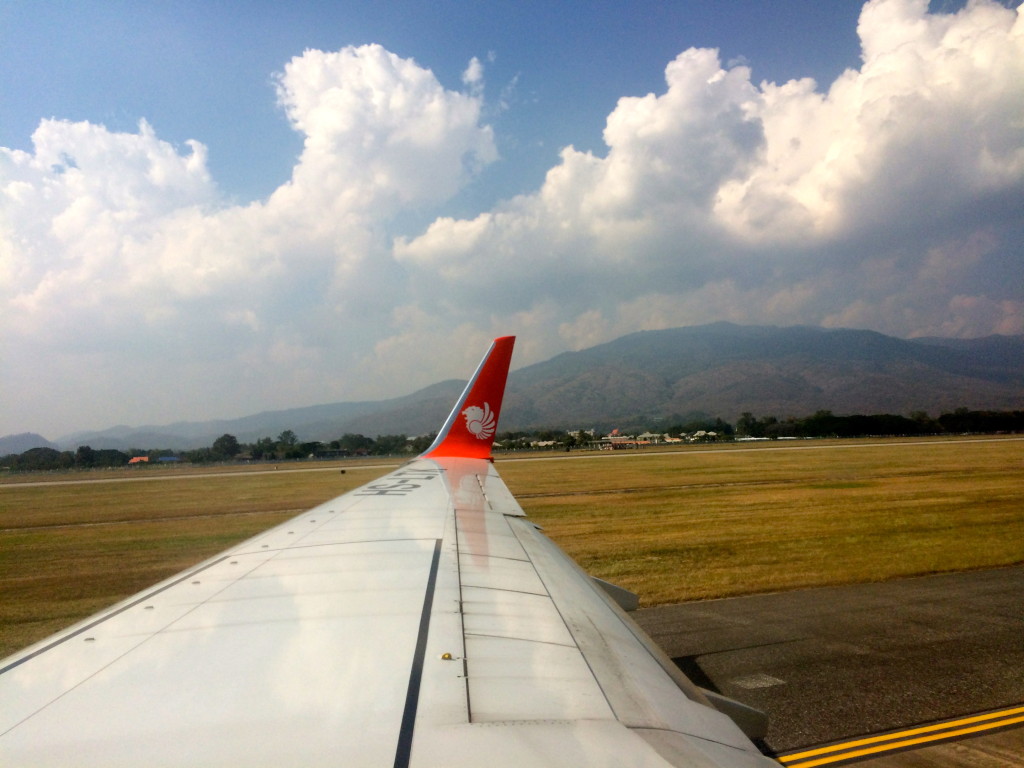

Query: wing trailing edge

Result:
[421,336,515,460]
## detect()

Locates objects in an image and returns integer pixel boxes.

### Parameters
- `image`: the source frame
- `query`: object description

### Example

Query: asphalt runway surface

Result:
[635,566,1024,764]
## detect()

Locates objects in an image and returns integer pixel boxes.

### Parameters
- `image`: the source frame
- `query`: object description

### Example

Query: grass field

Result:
[2,437,1022,659]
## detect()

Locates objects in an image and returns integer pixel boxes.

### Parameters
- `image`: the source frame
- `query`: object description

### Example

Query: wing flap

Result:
[505,513,762,752]
[459,553,546,594]
[461,586,576,647]
[411,720,707,768]
[466,637,614,722]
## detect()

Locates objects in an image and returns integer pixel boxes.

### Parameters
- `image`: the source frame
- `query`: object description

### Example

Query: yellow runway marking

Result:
[778,705,1024,766]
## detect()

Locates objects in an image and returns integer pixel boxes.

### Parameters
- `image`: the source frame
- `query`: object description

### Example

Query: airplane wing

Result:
[0,336,777,767]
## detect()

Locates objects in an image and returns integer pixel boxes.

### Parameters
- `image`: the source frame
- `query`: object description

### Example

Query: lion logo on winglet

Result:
[462,403,496,440]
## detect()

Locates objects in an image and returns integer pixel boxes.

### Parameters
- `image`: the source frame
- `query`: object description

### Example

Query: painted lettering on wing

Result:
[353,468,442,497]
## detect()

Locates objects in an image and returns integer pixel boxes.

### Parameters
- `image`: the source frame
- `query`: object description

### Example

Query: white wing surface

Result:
[0,336,777,767]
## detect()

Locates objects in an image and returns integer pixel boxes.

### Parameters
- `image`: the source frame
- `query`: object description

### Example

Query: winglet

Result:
[421,336,515,460]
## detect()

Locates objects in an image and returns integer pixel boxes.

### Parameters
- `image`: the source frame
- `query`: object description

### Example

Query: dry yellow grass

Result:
[1,438,1021,659]
[0,464,396,658]
[499,438,1024,603]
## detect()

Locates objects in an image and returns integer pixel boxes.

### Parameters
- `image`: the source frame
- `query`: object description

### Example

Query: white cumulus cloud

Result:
[395,0,1024,349]
[2,1,1023,439]
[1,45,496,434]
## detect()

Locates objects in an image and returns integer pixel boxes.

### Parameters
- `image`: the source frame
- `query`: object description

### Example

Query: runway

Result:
[635,566,1024,766]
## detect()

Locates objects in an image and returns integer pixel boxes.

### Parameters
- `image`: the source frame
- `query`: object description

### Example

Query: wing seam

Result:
[463,632,578,649]
[0,555,231,677]
[453,504,474,723]
[393,538,443,768]
[460,584,548,598]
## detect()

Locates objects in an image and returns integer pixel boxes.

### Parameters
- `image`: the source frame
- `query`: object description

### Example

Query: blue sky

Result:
[2,0,1022,438]
[3,1,865,207]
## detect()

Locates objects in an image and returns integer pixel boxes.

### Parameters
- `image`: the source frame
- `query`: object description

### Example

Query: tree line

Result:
[188,431,438,463]
[0,431,439,472]
[735,408,1024,439]
[2,408,1021,472]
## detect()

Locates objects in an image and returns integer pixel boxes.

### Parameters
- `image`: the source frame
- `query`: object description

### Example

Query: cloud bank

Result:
[2,1,1023,436]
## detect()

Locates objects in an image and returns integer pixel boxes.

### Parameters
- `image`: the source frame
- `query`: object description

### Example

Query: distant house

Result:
[689,431,718,443]
[128,456,149,465]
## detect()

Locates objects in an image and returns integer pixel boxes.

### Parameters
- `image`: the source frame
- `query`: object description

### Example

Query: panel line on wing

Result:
[460,584,550,598]
[393,539,443,768]
[454,506,474,723]
[463,632,578,649]
[0,555,230,677]
[236,537,444,555]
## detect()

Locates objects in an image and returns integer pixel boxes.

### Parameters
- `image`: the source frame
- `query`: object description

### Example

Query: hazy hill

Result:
[53,379,465,452]
[16,323,1024,451]
[501,323,1024,430]
[0,433,58,455]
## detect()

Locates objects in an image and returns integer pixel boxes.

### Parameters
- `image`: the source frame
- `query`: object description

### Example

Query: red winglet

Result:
[421,336,515,460]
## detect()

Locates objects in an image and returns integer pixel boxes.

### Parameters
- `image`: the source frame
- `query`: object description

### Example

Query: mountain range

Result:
[4,323,1023,453]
